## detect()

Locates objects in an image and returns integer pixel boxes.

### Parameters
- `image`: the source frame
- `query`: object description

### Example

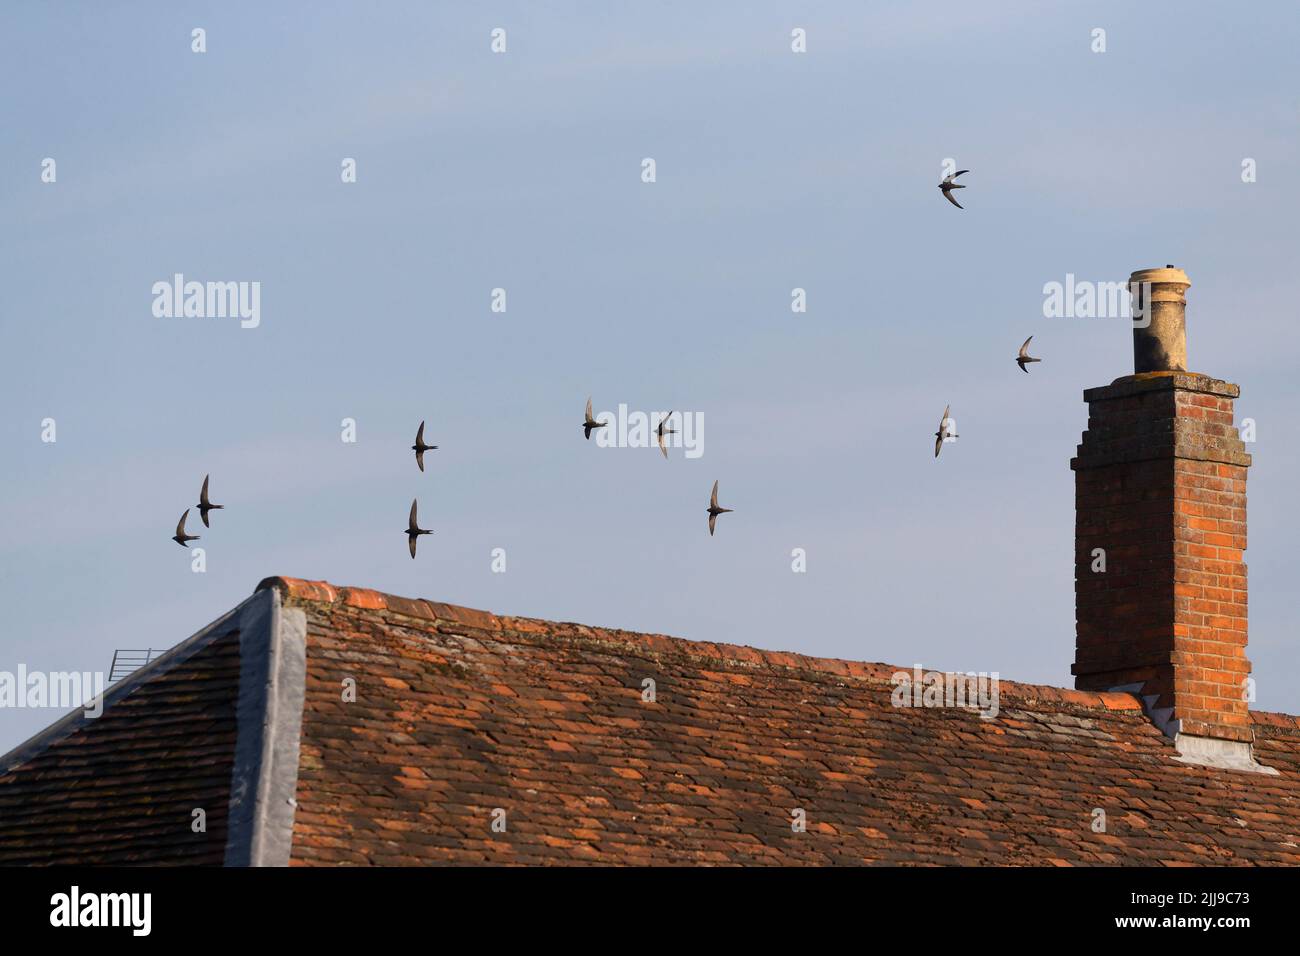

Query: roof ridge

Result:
[1251,709,1300,731]
[254,576,1151,715]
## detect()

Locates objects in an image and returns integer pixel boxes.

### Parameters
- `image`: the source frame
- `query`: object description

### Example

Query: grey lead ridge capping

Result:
[224,586,308,867]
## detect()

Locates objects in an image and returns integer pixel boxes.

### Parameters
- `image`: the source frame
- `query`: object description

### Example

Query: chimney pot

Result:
[1130,265,1190,373]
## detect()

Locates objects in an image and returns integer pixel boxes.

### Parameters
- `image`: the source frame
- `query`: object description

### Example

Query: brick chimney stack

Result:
[1072,267,1270,772]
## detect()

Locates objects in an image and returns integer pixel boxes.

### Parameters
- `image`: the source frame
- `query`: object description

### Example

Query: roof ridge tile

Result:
[252,576,1274,720]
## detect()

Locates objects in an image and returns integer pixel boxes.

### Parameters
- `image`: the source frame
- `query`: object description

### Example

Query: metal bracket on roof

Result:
[108,649,164,683]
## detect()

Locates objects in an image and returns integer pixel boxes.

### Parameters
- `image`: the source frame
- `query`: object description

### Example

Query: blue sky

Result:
[2,1,1298,752]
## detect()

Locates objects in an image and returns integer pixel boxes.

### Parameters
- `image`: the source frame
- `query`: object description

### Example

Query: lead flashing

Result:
[224,586,307,867]
[1174,733,1279,776]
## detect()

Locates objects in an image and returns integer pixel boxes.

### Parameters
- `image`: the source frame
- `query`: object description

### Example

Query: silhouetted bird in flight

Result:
[1016,336,1041,373]
[656,411,676,459]
[707,480,733,536]
[939,170,969,209]
[583,397,606,440]
[172,509,200,547]
[934,404,958,458]
[411,421,438,472]
[405,499,433,558]
[197,474,224,527]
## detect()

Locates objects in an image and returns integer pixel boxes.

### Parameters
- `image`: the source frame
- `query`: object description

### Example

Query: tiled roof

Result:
[0,623,242,865]
[3,575,1300,865]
